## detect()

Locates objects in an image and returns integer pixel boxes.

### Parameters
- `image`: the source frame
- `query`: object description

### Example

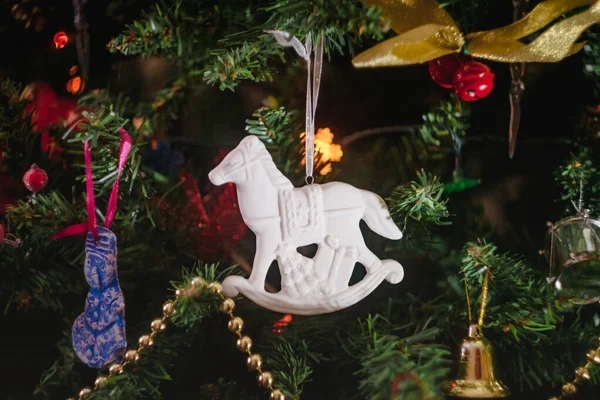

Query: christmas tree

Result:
[2,0,600,399]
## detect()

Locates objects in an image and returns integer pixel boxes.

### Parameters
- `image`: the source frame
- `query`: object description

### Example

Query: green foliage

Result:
[419,95,471,149]
[555,148,600,214]
[245,106,340,185]
[265,342,313,399]
[246,106,298,148]
[387,169,450,239]
[109,0,388,90]
[352,315,451,400]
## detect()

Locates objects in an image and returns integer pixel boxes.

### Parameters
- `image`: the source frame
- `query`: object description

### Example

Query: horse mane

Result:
[243,136,294,191]
[261,157,294,191]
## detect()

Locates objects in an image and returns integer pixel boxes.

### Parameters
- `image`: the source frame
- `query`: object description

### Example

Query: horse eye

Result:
[226,158,241,167]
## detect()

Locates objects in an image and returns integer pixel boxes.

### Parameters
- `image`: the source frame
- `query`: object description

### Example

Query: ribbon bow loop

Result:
[51,128,132,240]
[353,0,600,67]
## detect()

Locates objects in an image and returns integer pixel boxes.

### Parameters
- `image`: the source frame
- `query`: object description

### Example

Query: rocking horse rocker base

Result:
[222,260,404,315]
[209,136,405,315]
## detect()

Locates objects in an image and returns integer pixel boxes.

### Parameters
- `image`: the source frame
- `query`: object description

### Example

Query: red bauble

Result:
[453,61,495,102]
[54,31,68,49]
[22,164,48,193]
[428,54,464,88]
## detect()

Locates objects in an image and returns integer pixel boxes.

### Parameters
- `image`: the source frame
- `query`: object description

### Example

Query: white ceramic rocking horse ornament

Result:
[208,135,405,315]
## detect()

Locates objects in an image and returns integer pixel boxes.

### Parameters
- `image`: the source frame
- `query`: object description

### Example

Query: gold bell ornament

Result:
[446,269,510,398]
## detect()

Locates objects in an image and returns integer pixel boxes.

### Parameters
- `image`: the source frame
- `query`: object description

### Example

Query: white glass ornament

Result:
[209,136,404,315]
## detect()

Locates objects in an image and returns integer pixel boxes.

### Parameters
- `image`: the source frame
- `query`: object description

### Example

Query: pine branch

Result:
[265,342,313,399]
[419,95,470,149]
[554,148,600,214]
[246,106,340,185]
[109,0,388,90]
[388,169,450,231]
[352,315,451,400]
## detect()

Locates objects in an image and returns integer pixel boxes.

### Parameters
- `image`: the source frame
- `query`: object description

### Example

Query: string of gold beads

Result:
[69,277,285,400]
[209,279,286,400]
[548,346,600,400]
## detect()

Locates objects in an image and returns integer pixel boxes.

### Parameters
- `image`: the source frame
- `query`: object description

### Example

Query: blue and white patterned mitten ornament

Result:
[72,226,126,368]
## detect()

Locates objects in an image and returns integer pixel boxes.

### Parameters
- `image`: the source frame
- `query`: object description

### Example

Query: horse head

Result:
[208,135,271,186]
[209,135,294,192]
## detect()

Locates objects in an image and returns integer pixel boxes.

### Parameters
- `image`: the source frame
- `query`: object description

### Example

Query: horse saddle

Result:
[279,184,325,243]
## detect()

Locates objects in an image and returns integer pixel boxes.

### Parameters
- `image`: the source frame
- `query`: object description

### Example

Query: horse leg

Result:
[326,220,380,290]
[346,231,381,273]
[248,232,279,289]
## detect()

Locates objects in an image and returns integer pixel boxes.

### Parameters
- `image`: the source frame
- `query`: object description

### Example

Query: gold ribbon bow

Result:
[353,0,600,67]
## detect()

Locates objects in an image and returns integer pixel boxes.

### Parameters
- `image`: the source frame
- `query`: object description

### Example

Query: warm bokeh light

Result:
[272,314,293,334]
[66,76,83,94]
[301,127,343,176]
[53,31,68,49]
[69,65,78,76]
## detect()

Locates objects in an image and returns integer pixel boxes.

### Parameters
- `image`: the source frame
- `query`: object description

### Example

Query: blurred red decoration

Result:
[272,314,293,334]
[176,163,247,260]
[0,176,21,215]
[0,223,20,246]
[453,61,495,102]
[392,372,432,400]
[69,65,78,76]
[428,54,464,89]
[66,76,83,95]
[53,31,68,49]
[22,164,48,194]
[22,81,82,159]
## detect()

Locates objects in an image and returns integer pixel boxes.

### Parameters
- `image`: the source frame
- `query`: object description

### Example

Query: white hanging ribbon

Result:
[267,30,324,184]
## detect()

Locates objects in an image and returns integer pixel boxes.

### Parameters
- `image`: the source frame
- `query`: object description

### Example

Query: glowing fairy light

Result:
[300,127,343,176]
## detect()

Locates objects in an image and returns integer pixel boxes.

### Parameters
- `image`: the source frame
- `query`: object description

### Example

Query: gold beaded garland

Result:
[94,376,107,387]
[270,389,286,400]
[237,336,253,353]
[258,371,274,388]
[78,387,91,399]
[575,366,590,380]
[219,298,235,314]
[587,349,600,364]
[109,363,123,375]
[228,316,244,333]
[139,334,154,347]
[151,319,166,332]
[562,383,577,396]
[124,349,140,362]
[208,281,223,294]
[70,277,285,400]
[162,301,175,317]
[247,353,263,370]
[190,277,206,289]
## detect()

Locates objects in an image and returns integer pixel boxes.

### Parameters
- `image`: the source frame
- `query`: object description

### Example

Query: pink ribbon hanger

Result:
[52,128,132,240]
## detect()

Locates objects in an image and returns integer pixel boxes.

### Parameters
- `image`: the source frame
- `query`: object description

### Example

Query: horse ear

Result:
[242,135,265,153]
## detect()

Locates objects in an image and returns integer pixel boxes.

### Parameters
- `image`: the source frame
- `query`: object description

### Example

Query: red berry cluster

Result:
[428,54,495,102]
